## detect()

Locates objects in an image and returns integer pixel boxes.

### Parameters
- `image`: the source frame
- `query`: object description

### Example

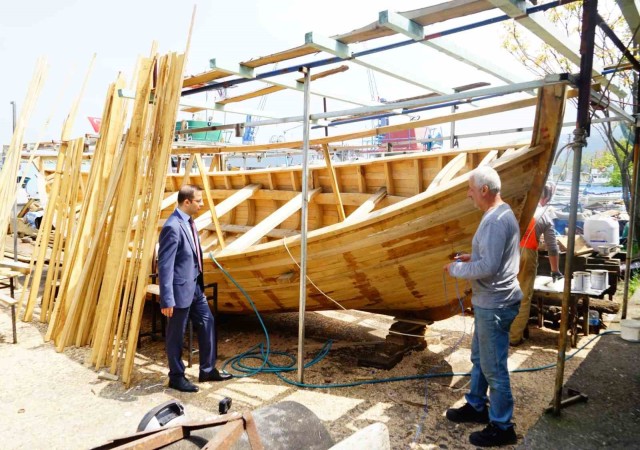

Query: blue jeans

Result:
[465,304,520,429]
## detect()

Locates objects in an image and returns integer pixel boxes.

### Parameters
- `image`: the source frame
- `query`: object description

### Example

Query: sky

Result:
[0,0,613,151]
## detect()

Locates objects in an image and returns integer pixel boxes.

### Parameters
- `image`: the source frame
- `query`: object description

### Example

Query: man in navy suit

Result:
[158,184,231,392]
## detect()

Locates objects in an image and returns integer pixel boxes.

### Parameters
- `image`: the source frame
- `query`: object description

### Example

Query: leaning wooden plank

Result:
[66,75,129,346]
[193,184,262,229]
[88,56,155,365]
[61,54,95,142]
[161,192,179,210]
[56,76,128,335]
[41,138,85,323]
[321,144,345,221]
[110,100,160,372]
[122,51,188,384]
[424,153,467,194]
[344,187,387,224]
[195,154,226,248]
[114,32,192,364]
[477,149,499,167]
[17,199,35,218]
[219,188,321,254]
[181,153,196,185]
[0,58,47,275]
[51,135,127,345]
[21,143,66,321]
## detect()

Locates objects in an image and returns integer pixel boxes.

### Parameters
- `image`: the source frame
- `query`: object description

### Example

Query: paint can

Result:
[572,271,591,292]
[620,319,640,342]
[589,269,608,291]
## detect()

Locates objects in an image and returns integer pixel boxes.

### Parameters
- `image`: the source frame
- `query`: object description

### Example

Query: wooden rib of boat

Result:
[157,84,566,321]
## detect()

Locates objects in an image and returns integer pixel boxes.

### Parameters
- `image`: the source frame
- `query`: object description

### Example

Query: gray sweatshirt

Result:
[534,206,559,257]
[449,203,522,309]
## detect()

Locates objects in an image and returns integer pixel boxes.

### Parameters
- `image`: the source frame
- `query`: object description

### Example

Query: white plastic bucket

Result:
[583,216,619,248]
[573,271,591,291]
[589,270,608,290]
[620,319,640,342]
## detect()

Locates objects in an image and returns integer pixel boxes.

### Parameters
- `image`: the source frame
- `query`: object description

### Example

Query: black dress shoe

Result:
[169,376,199,393]
[199,369,232,382]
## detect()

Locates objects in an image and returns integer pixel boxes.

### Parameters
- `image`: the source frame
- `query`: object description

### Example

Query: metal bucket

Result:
[573,271,591,292]
[589,269,608,291]
[596,244,618,257]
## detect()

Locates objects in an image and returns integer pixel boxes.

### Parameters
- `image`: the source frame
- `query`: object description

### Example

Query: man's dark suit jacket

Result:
[158,209,203,309]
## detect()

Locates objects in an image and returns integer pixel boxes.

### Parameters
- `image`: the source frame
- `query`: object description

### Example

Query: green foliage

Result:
[590,151,626,187]
[629,272,640,297]
[609,168,623,187]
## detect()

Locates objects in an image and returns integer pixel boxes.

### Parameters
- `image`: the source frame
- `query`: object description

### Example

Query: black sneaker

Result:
[469,423,517,447]
[446,403,489,424]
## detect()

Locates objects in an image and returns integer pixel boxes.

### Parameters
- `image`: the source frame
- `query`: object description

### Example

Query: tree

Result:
[591,147,625,186]
[502,1,636,211]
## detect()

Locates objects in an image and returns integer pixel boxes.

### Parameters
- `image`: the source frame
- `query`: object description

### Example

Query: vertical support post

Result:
[449,101,457,149]
[621,60,640,319]
[322,97,329,138]
[297,67,312,383]
[11,101,18,262]
[553,0,598,416]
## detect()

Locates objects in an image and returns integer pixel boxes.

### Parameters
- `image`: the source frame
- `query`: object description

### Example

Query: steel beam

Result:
[305,32,448,94]
[616,0,640,37]
[210,59,378,107]
[488,0,626,98]
[118,89,287,120]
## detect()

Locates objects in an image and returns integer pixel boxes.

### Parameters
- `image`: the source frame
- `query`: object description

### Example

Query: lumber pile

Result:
[20,48,186,384]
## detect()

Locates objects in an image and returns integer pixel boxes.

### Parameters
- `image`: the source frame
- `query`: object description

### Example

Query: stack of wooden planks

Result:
[20,48,186,385]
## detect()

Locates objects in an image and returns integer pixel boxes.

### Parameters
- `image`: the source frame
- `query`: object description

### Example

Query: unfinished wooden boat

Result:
[158,84,567,321]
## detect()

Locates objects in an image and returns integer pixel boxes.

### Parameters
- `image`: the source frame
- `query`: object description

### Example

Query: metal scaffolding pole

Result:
[297,67,312,383]
[553,0,598,416]
[621,75,640,319]
[10,100,18,262]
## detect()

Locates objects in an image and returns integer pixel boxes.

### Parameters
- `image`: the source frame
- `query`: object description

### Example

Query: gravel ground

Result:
[0,288,600,450]
[518,300,640,450]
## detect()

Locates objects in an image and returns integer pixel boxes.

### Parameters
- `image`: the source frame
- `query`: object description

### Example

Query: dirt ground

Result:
[1,278,608,450]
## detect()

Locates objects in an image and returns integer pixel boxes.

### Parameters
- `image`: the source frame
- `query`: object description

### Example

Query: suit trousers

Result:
[166,282,217,380]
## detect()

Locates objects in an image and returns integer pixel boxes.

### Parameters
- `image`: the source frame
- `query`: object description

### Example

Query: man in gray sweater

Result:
[444,166,522,447]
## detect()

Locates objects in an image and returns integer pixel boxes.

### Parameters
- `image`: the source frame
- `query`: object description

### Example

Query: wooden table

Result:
[533,276,607,347]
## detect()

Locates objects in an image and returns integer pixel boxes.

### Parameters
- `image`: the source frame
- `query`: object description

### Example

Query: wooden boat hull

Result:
[188,146,544,320]
[165,85,566,320]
